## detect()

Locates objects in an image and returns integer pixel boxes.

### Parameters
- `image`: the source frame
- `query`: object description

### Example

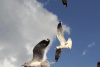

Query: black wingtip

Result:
[58,21,61,25]
[57,21,62,29]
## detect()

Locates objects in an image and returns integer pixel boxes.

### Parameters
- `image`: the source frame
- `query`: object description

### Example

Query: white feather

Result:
[64,38,72,49]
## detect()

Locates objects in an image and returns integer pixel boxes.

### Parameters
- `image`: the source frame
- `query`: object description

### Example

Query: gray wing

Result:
[33,39,50,61]
[61,0,67,7]
[55,48,63,62]
[57,21,66,45]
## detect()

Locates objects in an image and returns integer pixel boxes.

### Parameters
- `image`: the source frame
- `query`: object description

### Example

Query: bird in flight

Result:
[54,21,72,62]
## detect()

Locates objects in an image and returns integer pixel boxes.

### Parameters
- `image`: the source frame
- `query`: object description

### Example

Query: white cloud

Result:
[11,57,16,62]
[43,0,50,6]
[0,59,14,67]
[82,50,86,55]
[37,0,50,6]
[88,42,95,47]
[82,42,95,55]
[50,61,55,65]
[63,25,70,35]
[0,0,70,67]
[0,46,3,51]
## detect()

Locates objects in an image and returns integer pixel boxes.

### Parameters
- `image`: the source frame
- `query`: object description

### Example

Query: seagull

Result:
[22,39,50,67]
[61,0,67,7]
[54,21,72,62]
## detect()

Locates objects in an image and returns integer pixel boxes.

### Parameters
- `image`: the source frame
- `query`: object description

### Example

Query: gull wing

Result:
[57,21,66,46]
[32,39,50,61]
[61,0,67,7]
[55,48,63,62]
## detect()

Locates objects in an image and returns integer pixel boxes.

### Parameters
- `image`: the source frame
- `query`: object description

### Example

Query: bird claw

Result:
[67,50,69,52]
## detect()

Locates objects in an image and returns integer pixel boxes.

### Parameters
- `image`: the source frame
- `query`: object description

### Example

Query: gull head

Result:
[54,46,60,49]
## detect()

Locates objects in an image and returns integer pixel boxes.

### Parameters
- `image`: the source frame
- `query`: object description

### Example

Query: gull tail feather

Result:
[66,38,72,49]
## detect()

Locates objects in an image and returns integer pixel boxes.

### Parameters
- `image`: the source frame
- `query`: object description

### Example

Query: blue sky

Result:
[37,0,100,67]
[0,0,100,67]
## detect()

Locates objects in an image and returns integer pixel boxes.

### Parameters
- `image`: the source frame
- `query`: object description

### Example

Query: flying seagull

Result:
[22,39,50,67]
[54,21,72,62]
[61,0,67,7]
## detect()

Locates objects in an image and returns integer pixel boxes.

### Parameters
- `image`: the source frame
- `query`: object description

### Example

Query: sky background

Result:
[0,0,100,67]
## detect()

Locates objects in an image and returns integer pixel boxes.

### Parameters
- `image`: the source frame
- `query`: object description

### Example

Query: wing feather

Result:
[55,49,63,62]
[57,21,66,46]
[32,39,50,61]
[61,0,67,7]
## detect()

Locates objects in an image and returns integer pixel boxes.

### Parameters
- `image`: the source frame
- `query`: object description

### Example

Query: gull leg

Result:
[67,48,69,52]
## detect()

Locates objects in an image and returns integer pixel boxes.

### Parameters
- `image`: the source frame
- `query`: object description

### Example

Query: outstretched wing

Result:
[57,21,66,46]
[61,0,67,7]
[55,48,63,62]
[33,39,50,61]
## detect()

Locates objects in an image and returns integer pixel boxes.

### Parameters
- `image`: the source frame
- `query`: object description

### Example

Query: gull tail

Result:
[66,38,72,49]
